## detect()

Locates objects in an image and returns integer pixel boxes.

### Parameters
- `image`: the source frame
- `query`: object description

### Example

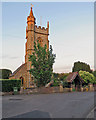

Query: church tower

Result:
[9,5,49,88]
[25,5,49,88]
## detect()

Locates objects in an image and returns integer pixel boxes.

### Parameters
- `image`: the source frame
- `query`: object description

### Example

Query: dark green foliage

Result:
[72,61,91,73]
[53,73,59,78]
[29,41,56,87]
[0,79,21,92]
[59,73,69,81]
[94,77,96,84]
[53,78,60,86]
[0,69,12,79]
[92,70,96,84]
[53,73,69,81]
[93,70,96,77]
[52,73,70,87]
[63,82,69,88]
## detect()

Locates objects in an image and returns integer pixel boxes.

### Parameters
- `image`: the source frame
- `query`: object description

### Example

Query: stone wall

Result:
[9,63,27,88]
[21,85,96,94]
[21,87,71,94]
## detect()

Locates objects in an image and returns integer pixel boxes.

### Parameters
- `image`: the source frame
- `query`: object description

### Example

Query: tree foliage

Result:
[92,70,96,84]
[52,73,70,86]
[0,69,12,79]
[79,70,95,84]
[52,73,69,81]
[72,61,91,73]
[29,41,56,87]
[93,70,96,77]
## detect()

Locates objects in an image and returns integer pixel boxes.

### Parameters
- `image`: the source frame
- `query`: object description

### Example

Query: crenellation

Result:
[38,26,41,29]
[35,25,37,28]
[42,27,45,30]
[35,25,48,35]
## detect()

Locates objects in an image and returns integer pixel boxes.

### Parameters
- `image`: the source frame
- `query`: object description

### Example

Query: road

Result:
[2,92,94,118]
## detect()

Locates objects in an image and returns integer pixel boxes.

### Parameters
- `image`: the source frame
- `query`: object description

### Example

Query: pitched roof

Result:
[10,63,26,77]
[65,72,83,83]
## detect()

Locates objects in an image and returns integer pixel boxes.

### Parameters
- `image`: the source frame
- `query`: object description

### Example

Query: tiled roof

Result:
[65,72,84,83]
[10,63,26,77]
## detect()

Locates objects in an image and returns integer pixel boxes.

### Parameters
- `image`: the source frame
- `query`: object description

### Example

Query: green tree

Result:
[53,73,59,79]
[60,73,69,81]
[92,70,96,84]
[0,69,12,79]
[72,61,91,73]
[93,70,96,77]
[29,41,56,87]
[79,70,95,84]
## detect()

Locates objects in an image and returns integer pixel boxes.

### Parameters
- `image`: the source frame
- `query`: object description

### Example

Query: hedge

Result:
[0,79,21,92]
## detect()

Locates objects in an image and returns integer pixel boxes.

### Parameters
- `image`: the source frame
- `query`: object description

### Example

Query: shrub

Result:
[52,73,69,81]
[79,70,95,84]
[52,79,60,87]
[63,82,70,88]
[0,69,12,79]
[0,79,21,92]
[53,82,59,87]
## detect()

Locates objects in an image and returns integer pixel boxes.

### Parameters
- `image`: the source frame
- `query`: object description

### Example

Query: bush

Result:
[0,79,21,92]
[79,70,95,84]
[0,69,12,79]
[52,79,60,87]
[63,82,70,88]
[52,73,69,81]
[53,82,59,87]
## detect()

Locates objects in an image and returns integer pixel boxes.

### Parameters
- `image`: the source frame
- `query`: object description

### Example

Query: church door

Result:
[20,76,24,86]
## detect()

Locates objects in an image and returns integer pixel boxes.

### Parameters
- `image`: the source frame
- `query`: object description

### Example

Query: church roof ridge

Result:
[10,63,27,77]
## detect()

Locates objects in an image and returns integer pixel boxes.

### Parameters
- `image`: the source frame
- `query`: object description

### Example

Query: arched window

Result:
[20,76,24,86]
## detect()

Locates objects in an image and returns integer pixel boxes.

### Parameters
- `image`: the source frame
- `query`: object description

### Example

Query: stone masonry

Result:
[9,5,49,88]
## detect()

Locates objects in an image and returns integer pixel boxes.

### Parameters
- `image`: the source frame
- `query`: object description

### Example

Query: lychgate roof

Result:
[65,72,84,83]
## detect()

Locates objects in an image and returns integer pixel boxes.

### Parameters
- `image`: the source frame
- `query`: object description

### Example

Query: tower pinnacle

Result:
[27,4,36,24]
[29,4,34,17]
[31,3,33,8]
[47,21,49,28]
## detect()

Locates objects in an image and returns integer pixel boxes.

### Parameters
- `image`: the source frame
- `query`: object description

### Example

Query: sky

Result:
[1,2,94,73]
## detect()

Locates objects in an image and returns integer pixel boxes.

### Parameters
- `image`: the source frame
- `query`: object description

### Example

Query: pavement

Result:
[86,107,95,119]
[2,92,95,119]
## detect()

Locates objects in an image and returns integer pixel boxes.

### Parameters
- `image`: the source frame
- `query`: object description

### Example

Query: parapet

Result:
[35,25,48,35]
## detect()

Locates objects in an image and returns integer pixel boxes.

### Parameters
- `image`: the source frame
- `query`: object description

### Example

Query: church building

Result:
[9,5,49,88]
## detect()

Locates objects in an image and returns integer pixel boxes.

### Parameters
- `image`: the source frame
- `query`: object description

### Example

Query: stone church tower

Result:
[10,6,49,88]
